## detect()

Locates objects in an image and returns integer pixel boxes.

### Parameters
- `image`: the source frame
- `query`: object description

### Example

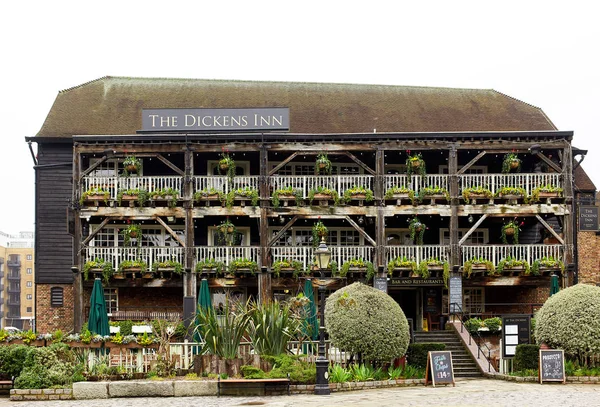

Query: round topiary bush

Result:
[535,284,600,363]
[324,282,410,363]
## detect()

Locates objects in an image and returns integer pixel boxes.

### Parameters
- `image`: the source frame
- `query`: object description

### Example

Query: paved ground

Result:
[2,379,600,406]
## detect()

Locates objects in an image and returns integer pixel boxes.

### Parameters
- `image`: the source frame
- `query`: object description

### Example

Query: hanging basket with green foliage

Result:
[408,217,426,245]
[121,224,142,248]
[122,155,142,176]
[501,153,521,174]
[312,220,328,247]
[501,220,521,244]
[315,153,332,175]
[219,153,236,181]
[405,153,426,180]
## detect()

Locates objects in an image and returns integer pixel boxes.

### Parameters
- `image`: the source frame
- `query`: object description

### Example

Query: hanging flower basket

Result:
[504,227,515,236]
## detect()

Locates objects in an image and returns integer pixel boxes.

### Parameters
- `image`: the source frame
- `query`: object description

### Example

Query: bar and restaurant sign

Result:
[141,108,290,132]
[389,278,445,286]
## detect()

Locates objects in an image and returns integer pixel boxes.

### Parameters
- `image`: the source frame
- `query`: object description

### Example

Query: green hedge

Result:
[406,343,446,368]
[0,345,29,379]
[514,344,539,371]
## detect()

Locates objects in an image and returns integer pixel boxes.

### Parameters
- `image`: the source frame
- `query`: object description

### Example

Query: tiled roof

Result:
[36,76,557,138]
[575,166,596,191]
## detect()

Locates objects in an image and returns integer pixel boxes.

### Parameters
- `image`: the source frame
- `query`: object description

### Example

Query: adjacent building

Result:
[27,77,597,333]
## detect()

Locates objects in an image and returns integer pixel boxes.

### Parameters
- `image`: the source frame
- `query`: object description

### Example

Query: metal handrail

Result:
[450,302,494,373]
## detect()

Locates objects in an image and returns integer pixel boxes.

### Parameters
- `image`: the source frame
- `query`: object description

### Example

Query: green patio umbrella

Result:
[194,278,213,343]
[550,273,560,296]
[88,278,110,336]
[303,279,319,341]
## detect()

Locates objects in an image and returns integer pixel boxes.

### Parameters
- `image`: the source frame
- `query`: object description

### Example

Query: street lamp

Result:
[314,237,331,395]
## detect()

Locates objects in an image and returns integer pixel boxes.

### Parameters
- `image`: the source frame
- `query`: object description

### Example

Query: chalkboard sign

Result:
[373,277,387,293]
[502,315,531,358]
[539,349,565,383]
[448,275,462,314]
[425,351,455,387]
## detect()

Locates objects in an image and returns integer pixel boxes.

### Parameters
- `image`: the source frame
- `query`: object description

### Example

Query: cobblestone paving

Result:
[3,379,600,407]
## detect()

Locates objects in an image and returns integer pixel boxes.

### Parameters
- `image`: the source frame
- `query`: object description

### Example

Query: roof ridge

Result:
[59,76,112,93]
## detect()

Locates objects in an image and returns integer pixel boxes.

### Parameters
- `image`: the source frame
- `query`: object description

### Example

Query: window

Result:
[89,225,185,248]
[104,288,118,314]
[270,161,362,175]
[27,268,32,274]
[270,227,363,247]
[440,229,488,245]
[51,287,64,307]
[26,281,32,287]
[27,307,32,313]
[27,254,32,260]
[26,294,32,300]
[463,288,484,315]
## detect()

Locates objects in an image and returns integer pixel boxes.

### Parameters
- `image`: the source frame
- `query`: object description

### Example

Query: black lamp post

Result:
[314,237,331,395]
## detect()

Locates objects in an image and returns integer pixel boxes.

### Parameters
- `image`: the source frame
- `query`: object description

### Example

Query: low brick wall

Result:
[291,378,425,394]
[486,372,600,384]
[10,388,73,401]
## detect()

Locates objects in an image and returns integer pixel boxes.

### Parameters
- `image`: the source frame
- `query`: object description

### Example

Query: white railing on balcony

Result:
[82,176,183,200]
[83,246,185,269]
[270,175,374,199]
[271,246,374,269]
[194,246,260,265]
[193,176,259,193]
[386,245,450,264]
[461,244,564,266]
[384,174,449,194]
[459,173,562,196]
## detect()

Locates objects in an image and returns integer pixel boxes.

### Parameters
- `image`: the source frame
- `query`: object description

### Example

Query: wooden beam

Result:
[344,216,376,246]
[155,216,186,247]
[81,217,111,247]
[535,152,562,173]
[80,155,109,178]
[344,152,376,175]
[268,215,299,247]
[457,151,486,175]
[459,214,488,245]
[536,215,564,245]
[157,154,185,176]
[269,152,298,176]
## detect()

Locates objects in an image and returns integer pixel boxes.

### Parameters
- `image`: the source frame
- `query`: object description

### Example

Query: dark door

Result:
[391,289,416,331]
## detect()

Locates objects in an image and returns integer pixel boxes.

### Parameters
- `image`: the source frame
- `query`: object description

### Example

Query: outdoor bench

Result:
[0,377,14,392]
[217,376,290,396]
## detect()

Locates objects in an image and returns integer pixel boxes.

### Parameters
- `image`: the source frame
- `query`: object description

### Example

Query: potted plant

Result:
[118,259,148,276]
[527,185,564,204]
[150,187,179,208]
[496,186,526,201]
[117,188,149,207]
[121,224,142,247]
[195,258,226,275]
[418,258,450,285]
[225,187,259,208]
[501,153,521,173]
[463,257,495,278]
[83,258,114,283]
[308,186,340,206]
[501,219,522,244]
[314,153,332,175]
[194,187,225,204]
[217,218,237,245]
[408,217,426,245]
[218,151,236,180]
[272,259,304,278]
[418,186,450,204]
[387,256,418,277]
[152,259,184,278]
[496,257,530,276]
[122,155,142,176]
[343,186,374,204]
[80,187,110,205]
[462,186,493,204]
[272,187,303,208]
[227,258,259,276]
[340,258,375,281]
[312,220,328,247]
[530,256,565,276]
[405,153,426,180]
[384,186,416,205]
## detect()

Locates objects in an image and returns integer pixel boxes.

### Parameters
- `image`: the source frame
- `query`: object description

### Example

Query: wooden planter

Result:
[83,194,111,207]
[411,160,421,168]
[422,194,448,205]
[125,164,139,173]
[347,193,369,206]
[313,193,335,206]
[69,341,103,348]
[275,193,297,207]
[509,161,520,169]
[467,264,488,277]
[392,267,415,277]
[501,266,524,276]
[156,267,180,278]
[197,193,221,207]
[141,271,155,279]
[466,193,492,203]
[119,194,141,207]
[426,266,444,278]
[389,192,413,205]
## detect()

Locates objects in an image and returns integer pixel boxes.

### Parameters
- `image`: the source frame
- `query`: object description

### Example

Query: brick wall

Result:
[36,284,74,333]
[577,230,600,285]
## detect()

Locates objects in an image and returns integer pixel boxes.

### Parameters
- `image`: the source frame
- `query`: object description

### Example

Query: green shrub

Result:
[329,364,352,383]
[464,318,484,334]
[247,300,300,356]
[0,345,30,379]
[535,284,600,365]
[263,354,315,384]
[14,344,79,389]
[240,365,266,379]
[325,282,410,363]
[514,344,540,371]
[483,317,502,332]
[406,343,446,368]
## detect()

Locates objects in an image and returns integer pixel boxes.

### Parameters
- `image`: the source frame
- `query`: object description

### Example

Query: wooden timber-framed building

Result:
[28,77,592,333]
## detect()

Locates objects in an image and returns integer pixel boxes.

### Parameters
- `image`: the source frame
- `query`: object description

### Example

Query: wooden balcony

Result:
[194,246,260,265]
[82,176,183,200]
[459,173,562,196]
[386,245,450,264]
[384,174,449,193]
[83,246,185,270]
[270,175,374,199]
[461,244,564,266]
[271,246,374,270]
[193,175,259,193]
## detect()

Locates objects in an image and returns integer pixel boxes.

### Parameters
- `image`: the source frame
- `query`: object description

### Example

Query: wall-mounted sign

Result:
[141,108,290,132]
[579,206,599,231]
[502,315,531,358]
[373,277,388,293]
[448,275,462,314]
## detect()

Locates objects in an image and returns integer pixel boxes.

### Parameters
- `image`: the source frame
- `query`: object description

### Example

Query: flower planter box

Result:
[197,193,221,207]
[196,267,220,276]
[537,191,562,203]
[69,341,103,348]
[141,271,155,279]
[467,264,488,277]
[313,193,335,206]
[501,266,524,276]
[119,267,141,278]
[151,197,179,207]
[498,193,524,204]
[275,194,298,207]
[422,194,448,205]
[392,267,415,277]
[535,267,560,276]
[347,194,368,206]
[119,194,141,207]
[388,192,413,206]
[156,267,180,278]
[83,194,111,207]
[465,193,493,204]
[426,266,445,278]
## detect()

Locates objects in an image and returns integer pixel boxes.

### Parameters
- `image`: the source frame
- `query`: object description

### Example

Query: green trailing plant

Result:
[218,152,236,181]
[121,224,143,247]
[122,155,142,176]
[152,259,183,275]
[418,186,450,203]
[246,300,301,356]
[502,153,521,173]
[340,258,375,281]
[118,259,148,273]
[308,186,340,206]
[417,258,450,286]
[384,186,416,204]
[483,317,502,332]
[193,187,225,202]
[496,257,530,276]
[83,258,114,283]
[462,186,493,204]
[464,318,484,334]
[80,187,110,205]
[309,260,338,276]
[227,258,259,275]
[272,187,303,208]
[501,219,522,244]
[343,186,374,203]
[312,220,328,247]
[496,186,526,198]
[272,259,304,278]
[150,188,179,208]
[228,187,259,207]
[117,189,149,206]
[314,153,332,175]
[387,256,417,275]
[528,185,564,203]
[408,217,426,245]
[463,257,495,278]
[195,258,226,275]
[530,256,565,276]
[405,153,426,181]
[217,218,237,246]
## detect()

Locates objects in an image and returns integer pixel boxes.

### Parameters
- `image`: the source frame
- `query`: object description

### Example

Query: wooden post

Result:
[259,145,271,302]
[184,147,195,298]
[73,143,83,332]
[448,145,460,268]
[562,142,574,281]
[375,149,386,269]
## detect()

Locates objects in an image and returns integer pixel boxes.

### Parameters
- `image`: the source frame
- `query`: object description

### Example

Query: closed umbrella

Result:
[303,279,319,341]
[88,278,110,336]
[550,273,560,296]
[194,278,213,343]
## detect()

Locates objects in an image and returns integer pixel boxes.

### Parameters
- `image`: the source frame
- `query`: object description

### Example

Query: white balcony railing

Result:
[194,246,260,265]
[459,173,562,196]
[270,175,374,199]
[386,245,450,264]
[83,246,185,270]
[461,244,564,266]
[384,174,449,194]
[271,246,374,270]
[193,176,260,194]
[82,176,183,200]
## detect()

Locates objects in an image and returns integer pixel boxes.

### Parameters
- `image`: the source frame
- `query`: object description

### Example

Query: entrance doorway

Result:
[391,289,417,332]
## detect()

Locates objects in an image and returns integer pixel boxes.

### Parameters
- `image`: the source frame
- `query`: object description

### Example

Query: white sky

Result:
[1,1,598,235]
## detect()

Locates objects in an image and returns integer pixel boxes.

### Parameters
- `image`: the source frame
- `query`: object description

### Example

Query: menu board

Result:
[449,275,462,314]
[539,349,565,384]
[425,351,455,387]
